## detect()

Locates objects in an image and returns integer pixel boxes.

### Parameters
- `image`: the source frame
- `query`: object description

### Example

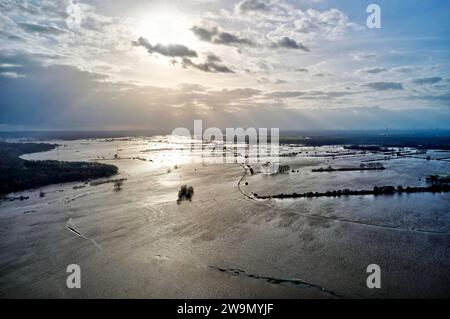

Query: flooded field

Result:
[0,137,449,298]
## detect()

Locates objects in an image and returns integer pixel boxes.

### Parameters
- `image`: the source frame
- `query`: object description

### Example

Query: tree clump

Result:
[177,185,194,204]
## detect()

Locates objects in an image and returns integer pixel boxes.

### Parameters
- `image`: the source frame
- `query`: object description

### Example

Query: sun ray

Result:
[135,11,196,46]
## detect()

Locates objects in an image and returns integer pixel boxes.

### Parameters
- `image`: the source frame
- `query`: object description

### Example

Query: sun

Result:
[135,11,196,46]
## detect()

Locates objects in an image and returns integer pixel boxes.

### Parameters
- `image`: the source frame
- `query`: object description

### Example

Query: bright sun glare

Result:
[137,12,196,46]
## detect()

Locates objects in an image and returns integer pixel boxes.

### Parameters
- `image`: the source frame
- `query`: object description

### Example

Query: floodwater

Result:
[0,137,449,298]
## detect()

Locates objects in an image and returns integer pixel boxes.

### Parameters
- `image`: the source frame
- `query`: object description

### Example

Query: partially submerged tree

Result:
[186,186,194,200]
[114,179,123,191]
[177,184,194,204]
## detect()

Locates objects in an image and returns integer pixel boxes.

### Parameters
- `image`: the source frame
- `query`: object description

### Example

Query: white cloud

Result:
[0,71,25,78]
[0,0,449,130]
[351,52,378,61]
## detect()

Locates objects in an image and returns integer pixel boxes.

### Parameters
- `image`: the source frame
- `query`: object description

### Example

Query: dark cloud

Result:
[181,57,234,74]
[267,91,305,99]
[257,77,287,84]
[206,53,222,63]
[359,67,387,74]
[191,25,255,46]
[365,82,404,91]
[17,22,66,35]
[272,37,309,51]
[190,26,215,42]
[133,38,233,73]
[133,37,198,58]
[412,77,442,85]
[391,66,417,73]
[266,90,353,100]
[191,27,309,52]
[237,0,269,13]
[295,68,308,72]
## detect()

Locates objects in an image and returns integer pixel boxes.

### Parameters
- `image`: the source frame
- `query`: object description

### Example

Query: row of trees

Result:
[255,184,450,199]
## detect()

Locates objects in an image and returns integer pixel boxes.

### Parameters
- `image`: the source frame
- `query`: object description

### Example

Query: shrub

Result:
[177,184,194,203]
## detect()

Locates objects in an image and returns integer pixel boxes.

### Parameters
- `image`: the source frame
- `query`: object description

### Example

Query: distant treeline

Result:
[279,132,450,149]
[254,184,450,199]
[1,130,449,149]
[0,142,118,195]
[312,166,385,172]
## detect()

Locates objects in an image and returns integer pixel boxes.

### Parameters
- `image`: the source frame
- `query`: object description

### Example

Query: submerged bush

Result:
[114,179,123,191]
[177,184,194,204]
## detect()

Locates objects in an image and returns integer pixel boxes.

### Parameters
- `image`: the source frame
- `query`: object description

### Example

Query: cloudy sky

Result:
[0,0,449,131]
